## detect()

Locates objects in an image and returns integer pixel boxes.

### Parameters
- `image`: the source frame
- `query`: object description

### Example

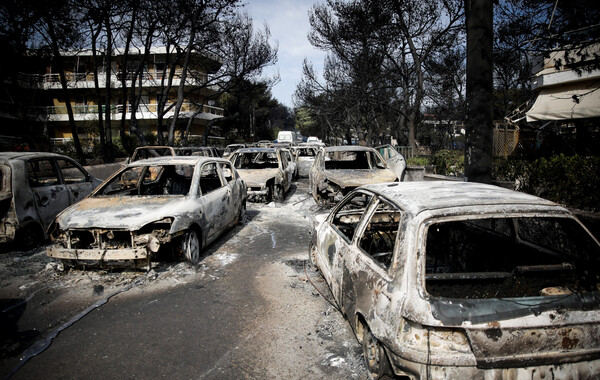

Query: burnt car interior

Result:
[297,147,316,157]
[324,151,385,170]
[357,200,401,270]
[233,152,279,170]
[425,217,600,299]
[331,193,401,269]
[98,165,193,196]
[27,159,60,187]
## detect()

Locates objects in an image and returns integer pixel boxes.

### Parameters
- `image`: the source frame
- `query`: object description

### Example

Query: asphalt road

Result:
[0,179,368,379]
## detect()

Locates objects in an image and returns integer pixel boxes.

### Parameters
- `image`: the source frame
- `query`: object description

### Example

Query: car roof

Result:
[324,145,375,152]
[126,155,229,166]
[0,151,71,162]
[361,181,566,216]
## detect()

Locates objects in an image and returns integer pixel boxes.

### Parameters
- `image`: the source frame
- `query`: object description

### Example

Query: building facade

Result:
[0,47,224,151]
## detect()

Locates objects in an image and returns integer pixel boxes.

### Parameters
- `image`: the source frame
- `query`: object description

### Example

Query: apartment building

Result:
[0,47,224,150]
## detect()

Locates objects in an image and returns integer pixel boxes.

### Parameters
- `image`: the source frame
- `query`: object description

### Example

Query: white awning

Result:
[526,80,600,122]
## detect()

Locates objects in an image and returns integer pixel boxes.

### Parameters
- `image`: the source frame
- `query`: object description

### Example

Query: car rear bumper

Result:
[388,350,600,379]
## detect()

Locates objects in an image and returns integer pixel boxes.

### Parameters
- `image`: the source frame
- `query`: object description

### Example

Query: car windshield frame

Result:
[94,164,196,197]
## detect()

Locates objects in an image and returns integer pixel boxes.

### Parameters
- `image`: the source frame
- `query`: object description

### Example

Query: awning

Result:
[526,80,600,122]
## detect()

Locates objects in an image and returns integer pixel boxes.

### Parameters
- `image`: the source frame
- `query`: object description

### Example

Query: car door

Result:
[198,161,228,242]
[342,196,403,324]
[217,161,240,226]
[26,158,71,228]
[317,191,374,304]
[376,145,406,180]
[277,151,292,192]
[56,158,94,204]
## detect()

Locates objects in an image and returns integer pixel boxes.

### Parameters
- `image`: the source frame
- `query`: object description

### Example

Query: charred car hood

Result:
[325,169,397,188]
[55,196,187,230]
[237,169,278,187]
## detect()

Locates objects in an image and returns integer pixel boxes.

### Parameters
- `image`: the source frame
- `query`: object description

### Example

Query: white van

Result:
[277,131,295,143]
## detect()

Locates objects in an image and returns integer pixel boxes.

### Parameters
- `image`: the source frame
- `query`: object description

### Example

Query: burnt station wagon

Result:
[310,181,600,379]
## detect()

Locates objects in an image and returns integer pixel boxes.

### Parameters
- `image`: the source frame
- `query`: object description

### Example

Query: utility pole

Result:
[464,0,495,183]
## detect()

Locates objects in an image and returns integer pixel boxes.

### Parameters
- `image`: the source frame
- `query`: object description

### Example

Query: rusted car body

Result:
[47,156,246,267]
[229,147,292,203]
[292,145,318,178]
[310,181,600,379]
[0,152,101,248]
[309,146,398,207]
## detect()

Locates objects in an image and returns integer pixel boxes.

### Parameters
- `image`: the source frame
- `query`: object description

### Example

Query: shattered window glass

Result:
[425,216,600,299]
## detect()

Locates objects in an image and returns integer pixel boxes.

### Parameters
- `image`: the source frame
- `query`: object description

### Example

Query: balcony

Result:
[17,70,214,90]
[45,103,224,122]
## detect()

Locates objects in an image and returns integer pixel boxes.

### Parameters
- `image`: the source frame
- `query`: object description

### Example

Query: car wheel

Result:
[273,185,284,202]
[182,229,201,264]
[309,241,318,268]
[362,325,393,379]
[236,202,246,224]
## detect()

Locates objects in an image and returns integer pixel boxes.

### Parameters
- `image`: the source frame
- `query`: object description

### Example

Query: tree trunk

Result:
[90,28,106,158]
[168,29,196,145]
[103,16,114,163]
[464,0,494,184]
[118,4,137,155]
[48,20,84,161]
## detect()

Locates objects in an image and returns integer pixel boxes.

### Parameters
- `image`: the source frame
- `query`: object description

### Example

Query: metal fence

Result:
[493,126,519,157]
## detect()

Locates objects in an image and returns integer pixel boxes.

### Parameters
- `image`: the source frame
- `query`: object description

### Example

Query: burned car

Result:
[47,156,246,267]
[0,152,101,248]
[292,145,318,178]
[229,147,293,203]
[309,146,398,207]
[129,146,176,162]
[310,181,600,379]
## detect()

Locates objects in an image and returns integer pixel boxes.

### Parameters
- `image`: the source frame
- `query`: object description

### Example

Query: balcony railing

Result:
[18,70,209,87]
[45,103,223,117]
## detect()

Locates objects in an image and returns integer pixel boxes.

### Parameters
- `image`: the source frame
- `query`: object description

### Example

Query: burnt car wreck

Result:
[0,152,100,248]
[310,181,600,379]
[47,156,246,268]
[309,146,398,207]
[229,147,293,203]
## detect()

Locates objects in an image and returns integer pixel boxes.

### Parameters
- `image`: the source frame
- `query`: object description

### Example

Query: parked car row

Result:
[2,147,600,379]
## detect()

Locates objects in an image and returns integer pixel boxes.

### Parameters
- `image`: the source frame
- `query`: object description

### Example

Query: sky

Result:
[244,0,326,108]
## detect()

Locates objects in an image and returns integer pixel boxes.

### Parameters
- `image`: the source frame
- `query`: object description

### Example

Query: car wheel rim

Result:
[309,243,318,266]
[363,328,381,378]
[185,230,200,264]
